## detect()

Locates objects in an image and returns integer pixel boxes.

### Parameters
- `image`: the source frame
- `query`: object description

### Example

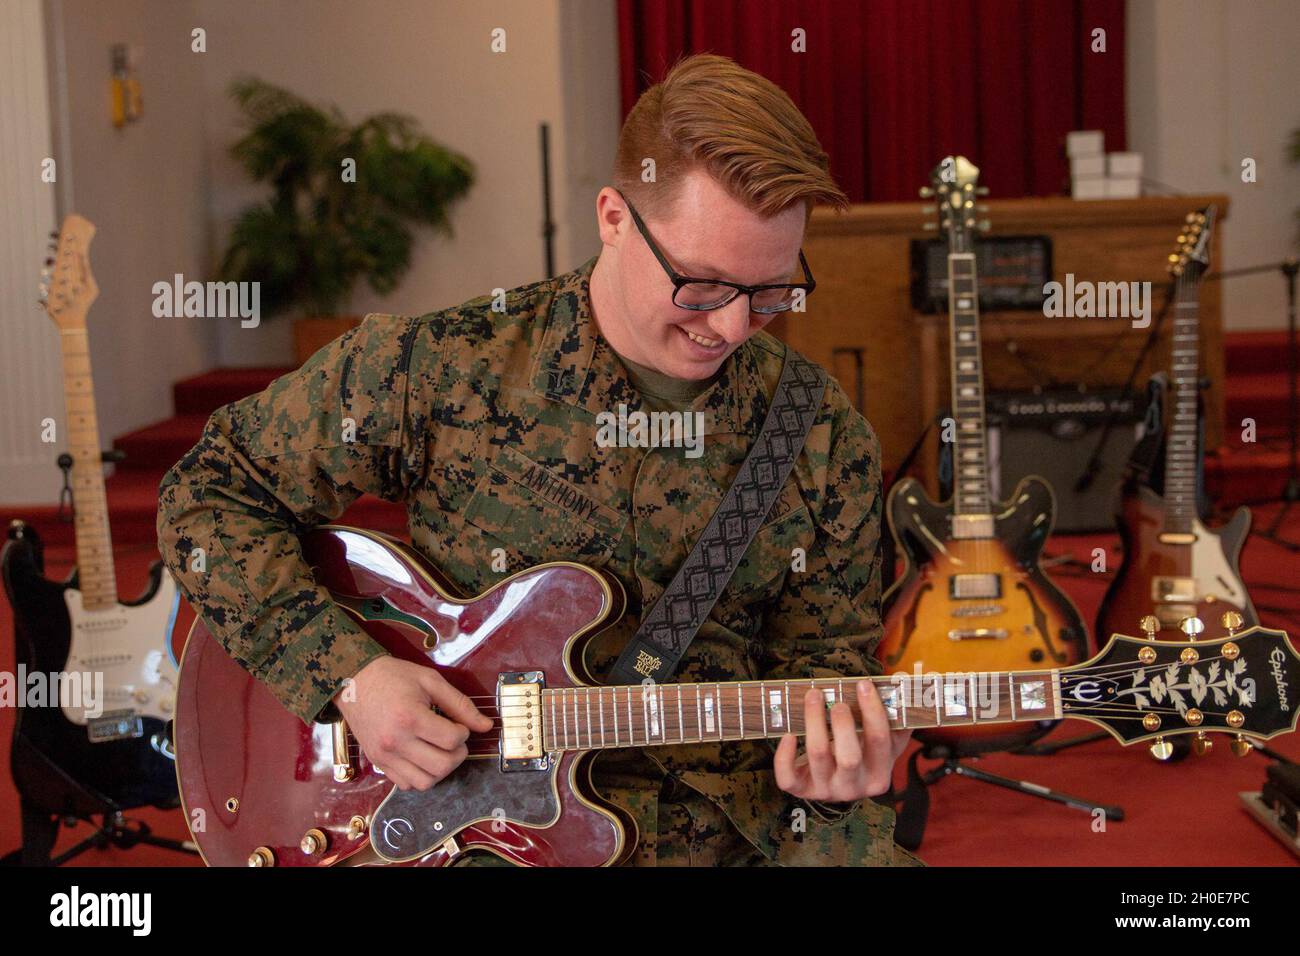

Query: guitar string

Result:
[446,649,1250,703]
[348,695,1253,758]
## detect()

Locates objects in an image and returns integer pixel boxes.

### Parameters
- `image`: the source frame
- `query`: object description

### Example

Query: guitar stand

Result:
[892,744,1124,851]
[50,812,197,865]
[1260,258,1300,551]
[1,809,197,866]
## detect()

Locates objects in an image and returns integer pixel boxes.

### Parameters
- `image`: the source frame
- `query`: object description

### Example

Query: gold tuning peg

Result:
[1179,616,1205,641]
[919,186,934,198]
[1192,732,1212,757]
[1140,615,1160,639]
[922,222,938,231]
[1149,736,1174,761]
[921,204,937,215]
[1220,611,1243,635]
[1185,212,1197,224]
[1230,735,1253,758]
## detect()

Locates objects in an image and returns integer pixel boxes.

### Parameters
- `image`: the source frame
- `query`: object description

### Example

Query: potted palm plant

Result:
[216,77,474,363]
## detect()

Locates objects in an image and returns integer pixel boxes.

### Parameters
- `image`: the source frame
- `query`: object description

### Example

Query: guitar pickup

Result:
[950,573,1001,599]
[1152,576,1197,604]
[87,710,143,743]
[498,672,547,772]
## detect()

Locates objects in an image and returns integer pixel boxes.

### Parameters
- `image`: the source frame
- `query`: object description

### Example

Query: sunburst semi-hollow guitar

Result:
[2,216,180,815]
[173,524,1298,867]
[1097,206,1258,642]
[877,157,1089,753]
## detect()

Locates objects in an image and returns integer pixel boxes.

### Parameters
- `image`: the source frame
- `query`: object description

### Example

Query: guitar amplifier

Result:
[910,235,1052,313]
[985,389,1147,533]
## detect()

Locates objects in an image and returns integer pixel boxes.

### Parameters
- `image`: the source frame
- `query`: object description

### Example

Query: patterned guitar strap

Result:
[609,351,827,685]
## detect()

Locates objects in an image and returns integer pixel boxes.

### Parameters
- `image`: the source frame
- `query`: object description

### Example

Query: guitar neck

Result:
[59,325,118,609]
[1163,273,1201,535]
[540,672,1062,753]
[947,252,992,518]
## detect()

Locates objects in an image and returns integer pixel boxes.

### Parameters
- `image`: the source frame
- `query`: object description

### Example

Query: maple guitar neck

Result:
[57,323,119,609]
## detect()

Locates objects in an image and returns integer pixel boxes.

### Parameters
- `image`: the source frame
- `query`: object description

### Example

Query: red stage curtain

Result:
[617,0,1126,202]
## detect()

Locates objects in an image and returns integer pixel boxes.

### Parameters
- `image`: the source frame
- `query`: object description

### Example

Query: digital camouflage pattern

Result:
[157,257,923,866]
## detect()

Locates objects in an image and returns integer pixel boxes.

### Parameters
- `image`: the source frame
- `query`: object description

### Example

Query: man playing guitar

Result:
[158,54,917,866]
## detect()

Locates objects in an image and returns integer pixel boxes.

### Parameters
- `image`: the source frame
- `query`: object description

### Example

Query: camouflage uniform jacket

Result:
[157,256,921,866]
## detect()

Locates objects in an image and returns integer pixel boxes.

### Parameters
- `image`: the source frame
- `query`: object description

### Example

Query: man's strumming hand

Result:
[334,657,492,791]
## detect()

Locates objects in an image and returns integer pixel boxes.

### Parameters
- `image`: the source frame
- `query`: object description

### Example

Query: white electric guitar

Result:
[32,215,179,740]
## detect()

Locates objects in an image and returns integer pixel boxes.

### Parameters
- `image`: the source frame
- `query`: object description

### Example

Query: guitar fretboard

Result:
[540,674,1063,752]
[948,253,991,517]
[1163,271,1201,535]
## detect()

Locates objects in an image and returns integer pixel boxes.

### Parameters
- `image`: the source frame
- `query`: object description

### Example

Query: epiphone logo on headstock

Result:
[1270,648,1291,712]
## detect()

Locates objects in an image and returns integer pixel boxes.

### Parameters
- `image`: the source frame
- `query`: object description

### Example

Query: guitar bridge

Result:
[87,710,143,743]
[498,672,547,772]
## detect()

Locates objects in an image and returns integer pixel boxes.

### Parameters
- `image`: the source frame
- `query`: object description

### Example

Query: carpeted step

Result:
[1205,446,1295,504]
[1,466,407,551]
[113,414,212,471]
[1225,330,1294,376]
[172,367,292,417]
[1223,371,1293,440]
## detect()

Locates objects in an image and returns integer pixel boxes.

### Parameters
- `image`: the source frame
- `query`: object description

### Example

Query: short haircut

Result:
[614,53,850,220]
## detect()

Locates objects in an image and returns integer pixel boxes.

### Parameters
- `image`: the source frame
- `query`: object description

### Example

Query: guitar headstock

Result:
[1167,204,1216,282]
[1063,614,1299,755]
[920,155,989,254]
[39,214,98,331]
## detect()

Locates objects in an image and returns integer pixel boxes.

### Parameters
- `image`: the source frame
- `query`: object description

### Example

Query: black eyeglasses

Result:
[621,195,815,315]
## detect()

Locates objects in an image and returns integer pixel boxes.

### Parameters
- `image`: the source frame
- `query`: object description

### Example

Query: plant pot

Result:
[293,315,361,367]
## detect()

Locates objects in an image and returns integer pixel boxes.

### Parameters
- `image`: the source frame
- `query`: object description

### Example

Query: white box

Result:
[1072,176,1108,200]
[1071,155,1105,178]
[1105,176,1141,199]
[1107,152,1143,177]
[1067,130,1105,158]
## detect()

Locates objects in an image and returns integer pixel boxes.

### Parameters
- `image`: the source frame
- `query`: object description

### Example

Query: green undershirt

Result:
[619,354,720,413]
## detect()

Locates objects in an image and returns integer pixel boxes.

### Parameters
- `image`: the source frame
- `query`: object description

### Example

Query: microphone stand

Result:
[1206,258,1300,551]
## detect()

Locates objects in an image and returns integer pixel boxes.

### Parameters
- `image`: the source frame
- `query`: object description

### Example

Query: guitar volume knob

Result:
[300,829,327,856]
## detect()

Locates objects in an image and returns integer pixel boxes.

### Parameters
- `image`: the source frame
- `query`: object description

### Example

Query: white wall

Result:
[45,0,214,448]
[193,0,620,366]
[0,0,64,503]
[1127,0,1300,330]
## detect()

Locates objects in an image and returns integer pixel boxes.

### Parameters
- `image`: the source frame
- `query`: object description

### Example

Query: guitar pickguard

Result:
[371,756,561,863]
[1188,516,1248,604]
[60,572,180,727]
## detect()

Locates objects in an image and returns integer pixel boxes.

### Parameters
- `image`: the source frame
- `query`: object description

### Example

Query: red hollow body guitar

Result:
[174,526,1300,867]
